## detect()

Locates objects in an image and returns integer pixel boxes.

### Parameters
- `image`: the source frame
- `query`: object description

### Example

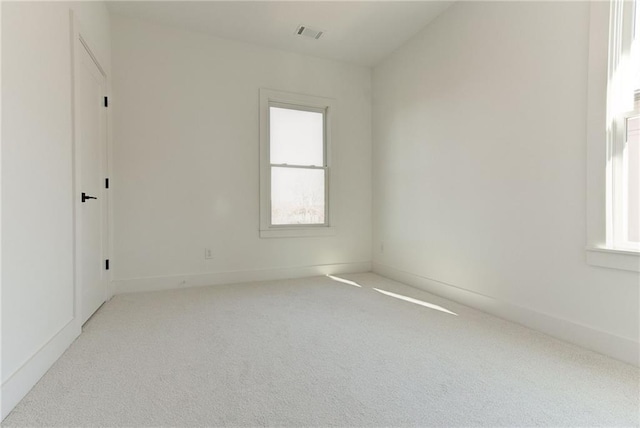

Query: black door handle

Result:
[82,192,98,203]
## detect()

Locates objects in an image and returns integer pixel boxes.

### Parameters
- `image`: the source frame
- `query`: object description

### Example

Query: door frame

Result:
[70,11,112,329]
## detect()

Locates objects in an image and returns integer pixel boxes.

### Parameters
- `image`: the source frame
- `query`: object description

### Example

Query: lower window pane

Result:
[271,167,325,225]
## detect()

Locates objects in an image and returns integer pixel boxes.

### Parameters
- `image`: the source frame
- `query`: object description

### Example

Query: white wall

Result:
[372,1,639,364]
[1,0,111,417]
[110,15,372,292]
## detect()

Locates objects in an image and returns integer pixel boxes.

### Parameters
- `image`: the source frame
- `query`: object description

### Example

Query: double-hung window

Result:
[259,89,335,238]
[587,0,640,271]
[609,0,640,252]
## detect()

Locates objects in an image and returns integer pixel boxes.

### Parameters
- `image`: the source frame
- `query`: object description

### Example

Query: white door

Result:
[76,40,108,325]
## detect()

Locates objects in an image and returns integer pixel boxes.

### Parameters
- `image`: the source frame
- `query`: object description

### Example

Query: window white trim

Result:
[586,0,640,272]
[259,89,337,238]
[586,246,640,271]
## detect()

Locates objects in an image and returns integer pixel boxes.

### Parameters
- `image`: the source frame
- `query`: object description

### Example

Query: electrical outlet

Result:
[204,248,213,259]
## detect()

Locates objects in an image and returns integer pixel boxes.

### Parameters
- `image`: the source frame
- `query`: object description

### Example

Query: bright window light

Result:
[624,114,640,243]
[270,107,324,166]
[373,288,458,316]
[607,0,640,252]
[271,167,325,225]
[268,104,327,227]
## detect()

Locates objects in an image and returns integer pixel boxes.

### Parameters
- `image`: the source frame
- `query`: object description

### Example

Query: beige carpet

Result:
[3,273,638,427]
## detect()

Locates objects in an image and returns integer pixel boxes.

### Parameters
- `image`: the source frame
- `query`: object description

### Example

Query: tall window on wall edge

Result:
[609,0,640,251]
[586,0,640,271]
[259,89,336,238]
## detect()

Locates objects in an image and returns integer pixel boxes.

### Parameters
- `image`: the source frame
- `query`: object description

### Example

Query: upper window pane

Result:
[270,106,324,166]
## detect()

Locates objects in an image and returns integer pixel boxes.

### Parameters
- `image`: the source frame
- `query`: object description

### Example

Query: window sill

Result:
[260,227,336,239]
[586,247,640,272]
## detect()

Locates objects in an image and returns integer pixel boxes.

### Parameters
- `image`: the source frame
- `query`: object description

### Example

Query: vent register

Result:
[295,25,324,40]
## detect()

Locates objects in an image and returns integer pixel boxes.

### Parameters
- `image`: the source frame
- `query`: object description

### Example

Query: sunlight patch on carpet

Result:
[327,275,362,287]
[373,288,458,315]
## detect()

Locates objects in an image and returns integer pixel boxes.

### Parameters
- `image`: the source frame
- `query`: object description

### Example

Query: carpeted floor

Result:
[3,273,639,427]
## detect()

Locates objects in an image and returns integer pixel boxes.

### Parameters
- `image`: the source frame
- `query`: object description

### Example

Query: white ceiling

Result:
[106,1,454,66]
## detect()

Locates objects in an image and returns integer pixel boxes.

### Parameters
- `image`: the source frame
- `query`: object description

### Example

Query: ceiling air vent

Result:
[295,25,323,40]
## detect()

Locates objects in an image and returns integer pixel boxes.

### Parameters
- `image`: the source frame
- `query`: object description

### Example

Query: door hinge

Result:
[105,259,110,270]
[105,178,109,189]
[104,96,108,108]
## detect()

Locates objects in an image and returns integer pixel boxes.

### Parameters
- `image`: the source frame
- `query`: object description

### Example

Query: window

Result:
[613,101,640,250]
[609,0,640,252]
[586,0,640,271]
[270,105,327,226]
[259,89,335,238]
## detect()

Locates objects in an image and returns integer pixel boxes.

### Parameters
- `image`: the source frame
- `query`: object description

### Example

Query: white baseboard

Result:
[1,319,81,420]
[373,262,639,367]
[112,261,372,295]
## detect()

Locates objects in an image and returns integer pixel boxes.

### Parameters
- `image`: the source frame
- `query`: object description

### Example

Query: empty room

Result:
[1,0,639,426]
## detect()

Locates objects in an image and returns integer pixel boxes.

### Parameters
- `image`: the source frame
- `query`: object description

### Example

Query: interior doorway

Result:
[73,30,109,325]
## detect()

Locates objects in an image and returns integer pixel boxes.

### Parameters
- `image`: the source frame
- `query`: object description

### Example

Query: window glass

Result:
[626,115,640,242]
[634,0,640,91]
[271,167,325,225]
[270,107,324,166]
